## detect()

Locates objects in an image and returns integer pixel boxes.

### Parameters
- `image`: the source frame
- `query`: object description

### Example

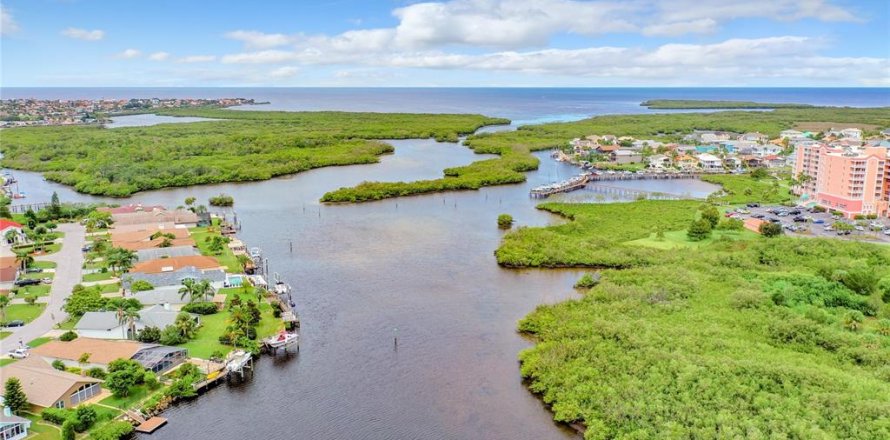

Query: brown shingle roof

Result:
[32,338,145,365]
[0,357,101,407]
[110,228,191,243]
[130,255,223,274]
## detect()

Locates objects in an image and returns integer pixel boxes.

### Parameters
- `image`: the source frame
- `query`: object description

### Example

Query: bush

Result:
[130,280,154,292]
[89,421,134,440]
[812,205,826,213]
[699,206,720,228]
[497,213,513,229]
[52,360,66,371]
[574,272,601,289]
[159,325,186,345]
[181,301,218,315]
[59,330,78,341]
[137,326,161,343]
[61,419,75,440]
[837,263,880,295]
[209,193,234,207]
[144,371,160,390]
[759,222,783,237]
[41,407,73,425]
[218,334,233,345]
[717,217,744,231]
[687,218,712,241]
[74,405,97,432]
[87,367,106,379]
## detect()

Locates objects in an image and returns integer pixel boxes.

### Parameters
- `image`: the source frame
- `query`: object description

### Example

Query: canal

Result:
[8,128,718,440]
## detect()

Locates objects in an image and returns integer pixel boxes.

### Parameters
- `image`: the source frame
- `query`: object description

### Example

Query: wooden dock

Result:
[530,174,590,198]
[135,417,168,434]
[587,172,702,182]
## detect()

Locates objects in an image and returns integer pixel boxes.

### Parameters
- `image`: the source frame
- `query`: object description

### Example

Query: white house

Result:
[75,305,199,340]
[697,153,723,172]
[739,132,768,143]
[0,402,30,440]
[751,144,784,157]
[840,128,862,139]
[647,154,671,169]
[0,220,24,246]
[779,129,804,139]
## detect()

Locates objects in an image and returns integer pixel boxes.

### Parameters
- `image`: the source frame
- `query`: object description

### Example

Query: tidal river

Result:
[10,130,718,439]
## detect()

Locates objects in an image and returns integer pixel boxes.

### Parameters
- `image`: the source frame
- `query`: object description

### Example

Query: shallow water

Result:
[10,135,716,440]
[105,114,219,128]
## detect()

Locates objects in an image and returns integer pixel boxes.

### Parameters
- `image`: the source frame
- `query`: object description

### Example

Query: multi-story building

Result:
[794,144,888,218]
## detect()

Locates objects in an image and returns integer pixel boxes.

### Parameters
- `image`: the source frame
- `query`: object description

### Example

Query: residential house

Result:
[31,338,188,373]
[751,144,784,158]
[130,255,223,275]
[828,127,863,139]
[132,285,213,306]
[697,153,724,172]
[647,154,672,169]
[98,204,166,215]
[111,227,194,251]
[780,129,804,139]
[75,305,200,340]
[675,155,700,171]
[762,155,786,168]
[610,150,643,164]
[0,220,23,246]
[724,157,742,169]
[0,403,31,440]
[0,257,18,291]
[594,144,619,154]
[135,245,200,262]
[739,132,769,143]
[128,267,227,290]
[110,210,200,228]
[0,357,102,410]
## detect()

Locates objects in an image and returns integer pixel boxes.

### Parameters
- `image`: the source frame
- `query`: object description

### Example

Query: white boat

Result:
[264,331,298,348]
[274,281,290,295]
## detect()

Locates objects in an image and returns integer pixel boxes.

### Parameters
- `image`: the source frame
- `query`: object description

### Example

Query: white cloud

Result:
[642,19,717,37]
[177,55,217,63]
[221,50,300,64]
[148,52,170,61]
[1,7,20,35]
[225,30,293,49]
[61,27,105,41]
[116,48,141,59]
[269,66,300,78]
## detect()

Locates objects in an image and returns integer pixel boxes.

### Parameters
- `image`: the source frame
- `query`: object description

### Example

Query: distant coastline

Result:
[641,99,818,109]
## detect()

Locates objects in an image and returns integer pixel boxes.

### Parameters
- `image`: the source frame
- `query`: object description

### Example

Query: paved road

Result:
[2,223,85,350]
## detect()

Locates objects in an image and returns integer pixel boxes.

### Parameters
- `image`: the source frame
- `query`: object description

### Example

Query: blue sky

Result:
[1,0,888,87]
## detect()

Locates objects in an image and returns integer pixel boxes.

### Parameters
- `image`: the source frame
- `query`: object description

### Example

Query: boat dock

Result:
[530,174,590,198]
[587,172,702,181]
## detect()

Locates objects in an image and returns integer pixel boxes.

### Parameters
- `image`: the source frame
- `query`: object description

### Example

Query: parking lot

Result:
[727,204,890,243]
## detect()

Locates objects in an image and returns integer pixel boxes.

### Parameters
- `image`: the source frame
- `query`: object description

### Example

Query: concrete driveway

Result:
[2,222,85,350]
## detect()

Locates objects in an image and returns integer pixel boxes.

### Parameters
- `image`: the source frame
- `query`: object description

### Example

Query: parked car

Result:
[854,226,865,231]
[7,348,29,359]
[769,218,781,223]
[813,219,825,224]
[746,203,760,208]
[724,212,736,218]
[823,225,834,231]
[14,279,40,287]
[869,222,884,229]
[24,268,43,273]
[837,230,852,236]
[1,320,25,328]
[884,229,890,236]
[793,216,806,222]
[81,245,93,252]
[752,214,765,219]
[789,210,802,215]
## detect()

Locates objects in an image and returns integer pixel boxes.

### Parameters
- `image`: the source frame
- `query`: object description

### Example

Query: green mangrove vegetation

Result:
[0,110,508,196]
[640,99,817,109]
[321,107,890,202]
[502,198,890,439]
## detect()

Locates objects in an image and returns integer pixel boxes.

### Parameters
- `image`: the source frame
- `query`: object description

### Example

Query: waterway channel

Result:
[8,127,718,439]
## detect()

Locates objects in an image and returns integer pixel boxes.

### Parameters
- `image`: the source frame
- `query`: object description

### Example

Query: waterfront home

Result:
[75,305,200,340]
[99,204,167,215]
[751,144,784,157]
[111,227,195,251]
[132,285,213,306]
[647,154,672,169]
[675,154,700,171]
[0,403,31,440]
[0,357,102,410]
[632,140,663,150]
[135,245,200,262]
[227,238,247,256]
[130,255,223,274]
[594,144,619,154]
[610,150,643,164]
[741,155,765,168]
[110,209,200,228]
[697,153,723,172]
[32,338,188,373]
[128,267,227,290]
[685,130,734,143]
[763,155,787,168]
[724,157,742,169]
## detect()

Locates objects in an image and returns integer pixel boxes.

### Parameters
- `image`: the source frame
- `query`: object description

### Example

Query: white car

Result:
[8,348,29,359]
[854,226,865,231]
[884,229,890,236]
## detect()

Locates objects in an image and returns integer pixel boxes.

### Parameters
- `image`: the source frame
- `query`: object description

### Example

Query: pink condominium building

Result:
[794,145,889,218]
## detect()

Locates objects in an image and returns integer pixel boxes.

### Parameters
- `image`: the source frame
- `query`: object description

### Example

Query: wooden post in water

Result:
[393,327,398,348]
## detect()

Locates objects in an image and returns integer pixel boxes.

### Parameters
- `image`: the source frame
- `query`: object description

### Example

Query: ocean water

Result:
[2,87,888,125]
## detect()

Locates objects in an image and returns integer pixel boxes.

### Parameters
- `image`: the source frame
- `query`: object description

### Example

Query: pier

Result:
[584,184,698,200]
[530,174,589,198]
[587,172,702,182]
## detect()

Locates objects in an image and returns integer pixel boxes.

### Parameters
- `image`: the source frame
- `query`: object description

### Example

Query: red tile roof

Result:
[0,219,23,230]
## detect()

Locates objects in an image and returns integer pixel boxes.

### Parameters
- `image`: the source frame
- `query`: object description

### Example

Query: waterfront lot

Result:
[729,205,890,243]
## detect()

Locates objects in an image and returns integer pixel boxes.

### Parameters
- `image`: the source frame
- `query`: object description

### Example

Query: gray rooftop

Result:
[136,245,199,262]
[128,267,226,289]
[132,285,211,305]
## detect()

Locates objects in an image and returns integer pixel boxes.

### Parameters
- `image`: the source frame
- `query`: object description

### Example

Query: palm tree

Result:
[14,251,33,271]
[0,296,9,323]
[117,307,140,340]
[105,247,136,275]
[179,278,212,303]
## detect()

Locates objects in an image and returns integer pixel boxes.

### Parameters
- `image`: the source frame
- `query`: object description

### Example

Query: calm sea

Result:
[2,87,888,125]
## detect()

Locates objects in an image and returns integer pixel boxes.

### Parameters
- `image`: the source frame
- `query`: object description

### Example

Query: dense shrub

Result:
[687,218,712,241]
[87,367,106,379]
[59,330,78,341]
[52,360,66,370]
[41,407,73,425]
[159,325,186,345]
[137,326,161,343]
[573,272,601,289]
[130,280,154,292]
[181,301,218,315]
[759,221,784,237]
[497,214,513,229]
[88,421,134,440]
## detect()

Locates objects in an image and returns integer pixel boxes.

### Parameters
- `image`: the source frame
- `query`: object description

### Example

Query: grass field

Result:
[0,331,10,340]
[99,384,151,410]
[0,358,17,367]
[189,224,241,273]
[31,261,57,269]
[12,284,51,300]
[4,303,46,323]
[178,287,281,359]
[18,271,53,280]
[24,414,61,440]
[82,271,115,282]
[98,282,122,294]
[627,229,759,249]
[27,336,52,347]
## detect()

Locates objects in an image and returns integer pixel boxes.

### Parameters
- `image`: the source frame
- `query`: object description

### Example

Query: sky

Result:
[1,0,889,87]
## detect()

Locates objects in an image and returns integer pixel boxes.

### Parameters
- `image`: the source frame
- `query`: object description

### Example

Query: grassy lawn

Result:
[31,261,57,269]
[24,414,61,440]
[11,284,51,300]
[0,331,10,340]
[83,260,107,270]
[28,336,53,348]
[0,358,17,367]
[18,271,53,280]
[189,224,242,273]
[99,384,151,410]
[57,318,77,330]
[627,229,759,249]
[179,287,281,359]
[82,271,115,282]
[4,303,46,323]
[13,242,62,255]
[98,282,122,294]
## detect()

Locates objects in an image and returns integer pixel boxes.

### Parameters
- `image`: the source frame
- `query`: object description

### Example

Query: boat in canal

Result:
[264,330,298,349]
